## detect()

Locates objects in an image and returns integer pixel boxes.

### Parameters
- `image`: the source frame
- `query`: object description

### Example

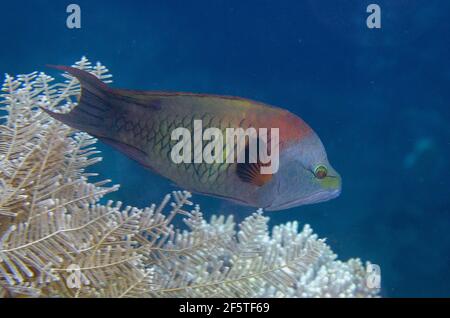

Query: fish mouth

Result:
[265,188,341,211]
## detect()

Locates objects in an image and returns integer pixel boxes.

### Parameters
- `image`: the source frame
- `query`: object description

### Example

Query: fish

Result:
[42,65,341,211]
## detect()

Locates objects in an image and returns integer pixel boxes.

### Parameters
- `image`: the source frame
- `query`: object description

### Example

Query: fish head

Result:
[260,131,341,211]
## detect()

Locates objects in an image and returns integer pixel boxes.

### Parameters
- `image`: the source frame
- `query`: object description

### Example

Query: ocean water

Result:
[0,0,449,297]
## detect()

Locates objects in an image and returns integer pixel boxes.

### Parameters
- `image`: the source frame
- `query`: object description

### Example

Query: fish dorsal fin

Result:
[236,138,273,186]
[110,89,163,110]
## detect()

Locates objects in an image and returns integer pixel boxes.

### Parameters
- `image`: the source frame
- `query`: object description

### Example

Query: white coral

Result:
[0,57,379,298]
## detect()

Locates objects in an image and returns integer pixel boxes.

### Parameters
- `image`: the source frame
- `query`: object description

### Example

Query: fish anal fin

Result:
[98,137,155,172]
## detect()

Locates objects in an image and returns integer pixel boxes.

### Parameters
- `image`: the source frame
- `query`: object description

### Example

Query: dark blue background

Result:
[1,0,449,297]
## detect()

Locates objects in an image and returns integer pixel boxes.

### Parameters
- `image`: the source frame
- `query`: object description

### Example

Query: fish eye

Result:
[314,165,328,179]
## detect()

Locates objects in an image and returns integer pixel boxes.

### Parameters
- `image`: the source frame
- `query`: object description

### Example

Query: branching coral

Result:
[0,57,379,298]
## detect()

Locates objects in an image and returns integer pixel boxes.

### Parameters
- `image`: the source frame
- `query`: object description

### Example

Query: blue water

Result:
[1,0,449,297]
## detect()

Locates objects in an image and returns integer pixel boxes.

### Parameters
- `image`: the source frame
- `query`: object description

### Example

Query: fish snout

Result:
[322,170,341,191]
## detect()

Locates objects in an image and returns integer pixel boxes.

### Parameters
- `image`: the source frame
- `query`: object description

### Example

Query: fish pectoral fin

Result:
[98,137,155,172]
[236,162,272,187]
[236,136,273,187]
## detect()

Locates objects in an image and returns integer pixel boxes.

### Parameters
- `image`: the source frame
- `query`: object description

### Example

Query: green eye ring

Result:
[314,165,328,179]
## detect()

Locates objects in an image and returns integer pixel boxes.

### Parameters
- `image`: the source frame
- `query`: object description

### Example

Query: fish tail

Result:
[41,65,113,137]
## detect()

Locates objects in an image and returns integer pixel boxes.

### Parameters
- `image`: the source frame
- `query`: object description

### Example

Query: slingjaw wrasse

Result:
[42,65,341,211]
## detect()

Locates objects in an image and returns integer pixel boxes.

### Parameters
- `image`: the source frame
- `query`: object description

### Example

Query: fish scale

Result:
[115,110,232,190]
